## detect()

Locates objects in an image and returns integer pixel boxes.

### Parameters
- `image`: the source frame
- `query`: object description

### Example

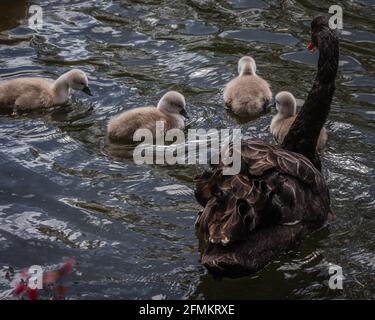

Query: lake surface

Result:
[0,0,374,299]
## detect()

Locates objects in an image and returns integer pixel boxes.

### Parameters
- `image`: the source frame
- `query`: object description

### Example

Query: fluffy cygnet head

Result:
[275,91,297,118]
[59,69,92,96]
[238,56,257,76]
[157,91,188,118]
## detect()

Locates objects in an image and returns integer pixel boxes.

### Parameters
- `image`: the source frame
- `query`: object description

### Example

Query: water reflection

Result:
[0,0,374,299]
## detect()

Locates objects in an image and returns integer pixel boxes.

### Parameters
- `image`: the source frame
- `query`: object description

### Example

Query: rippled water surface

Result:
[0,0,374,299]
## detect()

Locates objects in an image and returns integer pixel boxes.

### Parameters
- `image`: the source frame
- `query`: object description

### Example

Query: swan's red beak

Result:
[307,42,316,52]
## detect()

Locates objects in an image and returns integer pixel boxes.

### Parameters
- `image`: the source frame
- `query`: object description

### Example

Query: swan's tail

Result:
[195,171,265,245]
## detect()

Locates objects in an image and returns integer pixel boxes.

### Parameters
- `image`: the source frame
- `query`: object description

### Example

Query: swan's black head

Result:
[311,16,330,32]
[307,16,336,51]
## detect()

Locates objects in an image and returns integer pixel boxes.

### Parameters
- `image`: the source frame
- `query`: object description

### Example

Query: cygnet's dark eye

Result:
[172,102,183,109]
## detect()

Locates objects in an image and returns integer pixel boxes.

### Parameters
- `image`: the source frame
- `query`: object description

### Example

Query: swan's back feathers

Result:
[0,78,54,109]
[194,139,330,246]
[107,106,184,141]
[223,76,272,115]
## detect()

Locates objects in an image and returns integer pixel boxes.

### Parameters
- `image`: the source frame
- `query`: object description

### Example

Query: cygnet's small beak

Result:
[180,108,189,119]
[82,86,93,96]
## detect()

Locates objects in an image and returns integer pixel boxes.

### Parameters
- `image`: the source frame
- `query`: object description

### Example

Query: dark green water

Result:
[0,0,374,299]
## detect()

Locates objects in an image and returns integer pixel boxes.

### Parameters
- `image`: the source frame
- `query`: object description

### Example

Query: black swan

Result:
[194,16,339,276]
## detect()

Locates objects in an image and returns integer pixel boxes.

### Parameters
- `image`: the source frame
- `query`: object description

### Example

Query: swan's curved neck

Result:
[239,64,256,76]
[282,30,339,170]
[52,73,70,104]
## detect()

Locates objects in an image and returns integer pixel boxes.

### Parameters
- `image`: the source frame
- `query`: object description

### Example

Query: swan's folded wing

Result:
[240,140,327,195]
[194,139,330,246]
